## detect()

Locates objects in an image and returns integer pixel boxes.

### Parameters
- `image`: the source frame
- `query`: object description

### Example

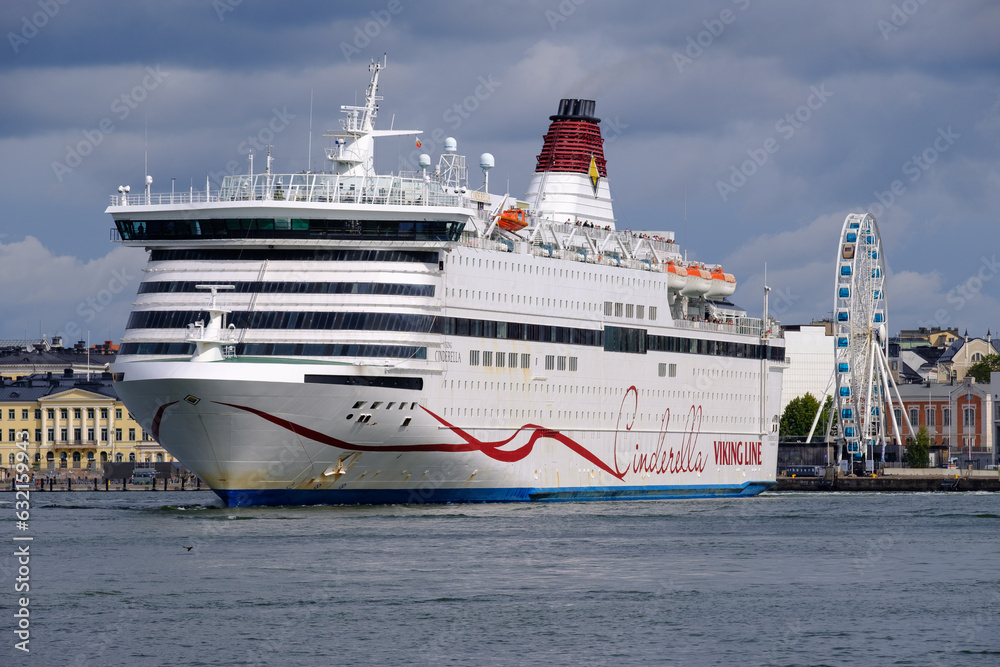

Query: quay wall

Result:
[775,469,999,492]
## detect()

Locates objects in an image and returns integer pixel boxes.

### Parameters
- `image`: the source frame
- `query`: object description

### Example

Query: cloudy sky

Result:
[1,0,998,343]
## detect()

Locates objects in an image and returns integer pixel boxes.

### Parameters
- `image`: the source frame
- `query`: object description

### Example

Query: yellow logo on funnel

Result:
[588,155,600,195]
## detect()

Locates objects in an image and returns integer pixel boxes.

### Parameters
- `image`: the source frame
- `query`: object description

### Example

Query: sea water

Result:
[1,491,998,666]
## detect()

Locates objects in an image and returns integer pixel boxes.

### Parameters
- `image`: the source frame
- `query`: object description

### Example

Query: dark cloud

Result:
[1,0,999,339]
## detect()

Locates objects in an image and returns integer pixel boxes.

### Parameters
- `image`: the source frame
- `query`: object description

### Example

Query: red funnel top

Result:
[534,98,607,177]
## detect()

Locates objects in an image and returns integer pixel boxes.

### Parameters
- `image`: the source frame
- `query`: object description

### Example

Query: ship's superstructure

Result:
[108,59,785,506]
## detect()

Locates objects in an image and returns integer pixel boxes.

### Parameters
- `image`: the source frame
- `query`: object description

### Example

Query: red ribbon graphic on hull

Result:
[151,388,710,482]
[212,401,627,480]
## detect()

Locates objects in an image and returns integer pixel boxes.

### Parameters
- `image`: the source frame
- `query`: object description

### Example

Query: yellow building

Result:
[935,334,999,384]
[0,370,173,478]
[898,326,961,349]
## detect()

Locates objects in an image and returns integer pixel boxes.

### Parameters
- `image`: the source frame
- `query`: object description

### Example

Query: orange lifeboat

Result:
[497,207,528,232]
[679,264,712,297]
[664,261,688,292]
[706,267,737,299]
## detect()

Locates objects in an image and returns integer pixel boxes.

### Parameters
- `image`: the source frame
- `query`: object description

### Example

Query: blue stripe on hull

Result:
[214,482,774,507]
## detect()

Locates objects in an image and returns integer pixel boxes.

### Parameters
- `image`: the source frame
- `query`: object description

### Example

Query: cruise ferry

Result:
[108,59,786,507]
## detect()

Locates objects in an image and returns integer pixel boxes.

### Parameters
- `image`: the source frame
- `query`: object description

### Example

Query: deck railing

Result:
[109,173,469,209]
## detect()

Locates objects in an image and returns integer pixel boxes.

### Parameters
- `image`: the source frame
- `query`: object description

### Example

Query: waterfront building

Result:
[991,372,1000,469]
[891,377,993,468]
[0,370,173,479]
[780,324,835,412]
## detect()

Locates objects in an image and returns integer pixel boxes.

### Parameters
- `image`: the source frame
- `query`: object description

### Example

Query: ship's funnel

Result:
[525,98,615,229]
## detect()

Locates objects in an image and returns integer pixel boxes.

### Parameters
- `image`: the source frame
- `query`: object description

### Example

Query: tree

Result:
[780,393,833,439]
[966,353,1000,384]
[905,425,931,468]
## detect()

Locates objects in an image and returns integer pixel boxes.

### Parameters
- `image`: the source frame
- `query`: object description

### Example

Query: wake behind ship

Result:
[108,59,786,507]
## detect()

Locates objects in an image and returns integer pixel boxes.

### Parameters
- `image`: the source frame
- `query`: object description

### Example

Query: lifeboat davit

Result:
[705,267,737,299]
[664,261,689,292]
[497,207,528,232]
[679,265,712,297]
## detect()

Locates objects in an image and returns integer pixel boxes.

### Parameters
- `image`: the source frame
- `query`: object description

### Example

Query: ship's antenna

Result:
[682,188,687,262]
[307,88,314,173]
[683,188,688,262]
[763,263,770,332]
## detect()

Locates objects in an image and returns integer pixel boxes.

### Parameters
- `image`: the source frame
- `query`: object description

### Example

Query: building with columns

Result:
[0,369,172,478]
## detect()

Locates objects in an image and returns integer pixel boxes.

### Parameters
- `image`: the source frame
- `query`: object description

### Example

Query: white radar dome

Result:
[479,153,495,170]
[145,175,153,186]
[418,154,431,168]
[444,137,457,153]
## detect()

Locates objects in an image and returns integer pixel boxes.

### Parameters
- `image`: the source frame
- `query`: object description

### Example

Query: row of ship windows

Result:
[118,342,426,358]
[126,311,601,345]
[468,351,579,372]
[605,302,657,320]
[127,310,439,332]
[628,327,784,361]
[470,350,531,369]
[149,248,438,263]
[122,313,783,361]
[137,281,435,297]
[120,219,463,242]
[440,381,762,408]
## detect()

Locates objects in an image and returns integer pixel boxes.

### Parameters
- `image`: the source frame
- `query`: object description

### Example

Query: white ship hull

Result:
[115,357,780,506]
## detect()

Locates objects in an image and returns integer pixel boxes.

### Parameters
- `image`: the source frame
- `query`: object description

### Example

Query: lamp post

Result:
[927,381,933,465]
[966,383,973,469]
[109,404,116,473]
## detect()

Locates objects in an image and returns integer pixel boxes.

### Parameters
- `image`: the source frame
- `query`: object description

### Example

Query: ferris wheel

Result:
[832,213,910,466]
